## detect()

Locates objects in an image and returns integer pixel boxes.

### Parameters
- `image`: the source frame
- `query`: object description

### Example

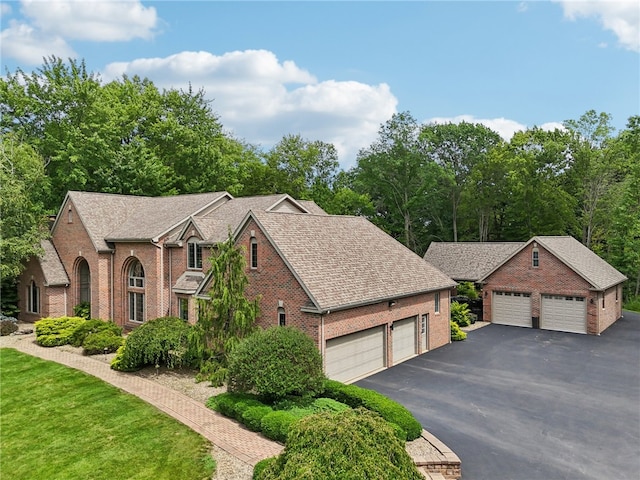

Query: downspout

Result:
[110,251,115,321]
[64,285,68,316]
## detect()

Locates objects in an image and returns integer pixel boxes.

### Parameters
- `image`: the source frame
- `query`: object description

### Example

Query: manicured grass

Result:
[0,348,215,480]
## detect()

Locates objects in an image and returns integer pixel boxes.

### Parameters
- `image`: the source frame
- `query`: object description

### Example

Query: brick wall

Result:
[483,242,620,335]
[235,218,452,370]
[598,285,623,333]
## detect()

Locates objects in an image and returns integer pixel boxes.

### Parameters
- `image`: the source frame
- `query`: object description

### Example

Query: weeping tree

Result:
[191,232,260,385]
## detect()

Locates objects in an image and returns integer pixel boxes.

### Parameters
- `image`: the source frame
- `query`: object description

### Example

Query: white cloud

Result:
[555,0,640,52]
[1,3,12,15]
[0,20,76,65]
[424,115,565,141]
[103,50,398,168]
[20,0,158,41]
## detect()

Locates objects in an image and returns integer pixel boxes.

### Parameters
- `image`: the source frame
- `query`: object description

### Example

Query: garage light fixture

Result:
[388,300,397,308]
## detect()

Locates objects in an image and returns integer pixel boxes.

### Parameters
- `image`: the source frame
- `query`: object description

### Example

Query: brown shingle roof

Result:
[61,191,228,251]
[39,239,70,286]
[529,236,627,290]
[250,211,456,311]
[424,242,525,282]
[190,195,324,244]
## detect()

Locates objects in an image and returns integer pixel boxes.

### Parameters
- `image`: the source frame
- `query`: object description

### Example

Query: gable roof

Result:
[244,211,456,312]
[53,191,230,251]
[424,242,525,282]
[489,236,626,291]
[38,239,70,286]
[179,194,321,244]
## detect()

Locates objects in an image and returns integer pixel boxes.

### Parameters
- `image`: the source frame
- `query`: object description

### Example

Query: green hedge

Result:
[110,317,192,371]
[260,410,309,443]
[35,316,86,347]
[82,331,124,355]
[70,319,122,347]
[451,321,467,341]
[322,380,422,441]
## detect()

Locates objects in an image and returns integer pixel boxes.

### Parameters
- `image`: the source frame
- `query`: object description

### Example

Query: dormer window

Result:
[532,248,539,268]
[188,238,203,270]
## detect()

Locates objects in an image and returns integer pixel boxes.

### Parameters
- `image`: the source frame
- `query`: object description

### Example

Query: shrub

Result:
[310,397,351,413]
[243,406,275,432]
[82,331,124,355]
[451,301,472,327]
[260,410,307,443]
[35,316,86,347]
[451,321,467,341]
[206,392,264,420]
[322,380,422,441]
[73,301,91,320]
[110,317,192,371]
[624,295,640,313]
[227,326,325,401]
[457,281,479,300]
[253,458,276,480]
[70,319,122,347]
[0,317,18,336]
[254,408,424,480]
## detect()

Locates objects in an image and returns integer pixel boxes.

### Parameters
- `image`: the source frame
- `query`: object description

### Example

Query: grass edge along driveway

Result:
[0,348,215,480]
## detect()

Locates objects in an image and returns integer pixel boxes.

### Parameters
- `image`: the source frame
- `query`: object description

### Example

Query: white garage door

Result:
[392,317,417,364]
[493,291,532,328]
[541,295,587,334]
[325,326,385,382]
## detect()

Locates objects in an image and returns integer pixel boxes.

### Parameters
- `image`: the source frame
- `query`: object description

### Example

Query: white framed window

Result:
[250,237,258,269]
[532,248,539,268]
[278,307,286,326]
[27,280,40,313]
[434,292,440,314]
[187,238,203,270]
[128,260,145,322]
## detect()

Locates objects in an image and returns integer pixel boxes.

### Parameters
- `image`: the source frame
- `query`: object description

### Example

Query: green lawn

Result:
[0,348,215,480]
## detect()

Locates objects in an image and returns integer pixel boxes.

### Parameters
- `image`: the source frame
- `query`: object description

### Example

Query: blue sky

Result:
[1,0,639,169]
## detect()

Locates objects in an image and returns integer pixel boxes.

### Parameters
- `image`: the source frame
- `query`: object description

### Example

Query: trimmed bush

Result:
[260,410,307,443]
[310,397,350,413]
[206,392,264,420]
[243,406,275,432]
[253,458,276,480]
[254,408,424,480]
[322,380,422,441]
[35,316,86,347]
[82,331,124,355]
[70,319,122,347]
[451,301,472,327]
[227,326,325,401]
[110,317,192,371]
[451,321,467,341]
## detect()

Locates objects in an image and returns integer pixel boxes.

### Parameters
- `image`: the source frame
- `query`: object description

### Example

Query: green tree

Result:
[0,135,49,279]
[191,233,260,385]
[353,112,448,253]
[421,121,502,242]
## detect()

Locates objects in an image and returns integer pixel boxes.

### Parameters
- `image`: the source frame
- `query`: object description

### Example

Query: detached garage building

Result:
[426,236,627,335]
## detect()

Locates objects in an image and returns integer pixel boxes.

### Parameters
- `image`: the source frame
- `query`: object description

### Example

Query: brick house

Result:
[424,236,627,335]
[19,191,456,382]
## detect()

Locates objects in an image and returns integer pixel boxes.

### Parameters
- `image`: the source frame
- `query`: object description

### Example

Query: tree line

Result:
[1,57,638,301]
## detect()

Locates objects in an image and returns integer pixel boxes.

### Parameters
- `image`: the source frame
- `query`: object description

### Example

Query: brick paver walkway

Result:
[1,335,283,466]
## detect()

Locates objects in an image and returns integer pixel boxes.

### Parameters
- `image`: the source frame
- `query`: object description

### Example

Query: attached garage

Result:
[325,326,386,382]
[541,295,587,334]
[492,291,532,328]
[392,317,417,364]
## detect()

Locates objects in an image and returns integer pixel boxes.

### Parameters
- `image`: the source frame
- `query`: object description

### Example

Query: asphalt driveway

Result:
[357,311,640,480]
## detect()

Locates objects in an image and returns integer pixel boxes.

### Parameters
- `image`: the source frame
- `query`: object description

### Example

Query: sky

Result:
[1,0,639,169]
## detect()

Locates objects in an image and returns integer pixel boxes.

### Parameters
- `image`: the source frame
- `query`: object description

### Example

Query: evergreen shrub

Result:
[35,316,86,346]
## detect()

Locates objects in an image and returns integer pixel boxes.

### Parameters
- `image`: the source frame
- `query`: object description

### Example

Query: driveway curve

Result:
[357,311,640,480]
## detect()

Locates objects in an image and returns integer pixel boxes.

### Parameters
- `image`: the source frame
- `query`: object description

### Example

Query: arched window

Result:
[532,247,539,268]
[187,237,202,270]
[27,281,40,313]
[278,307,286,326]
[78,259,91,304]
[128,260,145,322]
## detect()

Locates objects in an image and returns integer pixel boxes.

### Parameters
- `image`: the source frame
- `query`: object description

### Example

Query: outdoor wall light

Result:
[388,300,397,308]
